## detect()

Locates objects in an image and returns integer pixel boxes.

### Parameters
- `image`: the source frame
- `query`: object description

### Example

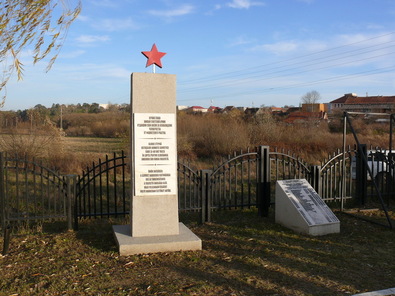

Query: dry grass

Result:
[1,114,394,295]
[1,209,394,295]
[0,125,62,159]
[0,134,127,174]
[53,137,127,174]
[62,112,129,138]
[177,112,391,165]
[177,113,250,159]
[62,137,126,155]
[0,112,392,173]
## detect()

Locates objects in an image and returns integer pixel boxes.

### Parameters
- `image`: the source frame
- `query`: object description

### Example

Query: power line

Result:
[177,32,395,103]
[179,31,395,85]
[179,49,395,94]
[177,65,395,102]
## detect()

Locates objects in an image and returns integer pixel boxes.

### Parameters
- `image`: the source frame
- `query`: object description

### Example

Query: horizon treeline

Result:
[0,102,130,127]
[0,103,131,137]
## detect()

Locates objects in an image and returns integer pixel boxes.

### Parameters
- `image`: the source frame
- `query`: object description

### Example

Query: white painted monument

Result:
[113,44,201,255]
[275,179,340,236]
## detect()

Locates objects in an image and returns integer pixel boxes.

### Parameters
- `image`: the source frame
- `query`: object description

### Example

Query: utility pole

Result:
[30,111,33,131]
[60,105,63,130]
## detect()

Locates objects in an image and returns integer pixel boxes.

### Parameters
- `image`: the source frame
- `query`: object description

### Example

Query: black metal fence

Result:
[315,147,356,204]
[75,151,129,220]
[0,152,74,230]
[210,148,259,210]
[2,145,394,231]
[72,146,280,224]
[177,160,200,212]
[72,146,350,225]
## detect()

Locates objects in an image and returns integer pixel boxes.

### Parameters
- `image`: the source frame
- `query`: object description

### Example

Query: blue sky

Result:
[3,0,395,110]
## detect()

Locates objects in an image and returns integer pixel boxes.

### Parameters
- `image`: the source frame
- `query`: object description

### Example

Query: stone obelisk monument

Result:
[113,44,202,255]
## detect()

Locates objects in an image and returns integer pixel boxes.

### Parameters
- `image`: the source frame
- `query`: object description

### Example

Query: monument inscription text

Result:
[280,179,339,226]
[134,113,176,196]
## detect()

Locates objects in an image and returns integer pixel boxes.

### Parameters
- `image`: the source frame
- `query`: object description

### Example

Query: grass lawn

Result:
[62,136,127,155]
[0,209,394,295]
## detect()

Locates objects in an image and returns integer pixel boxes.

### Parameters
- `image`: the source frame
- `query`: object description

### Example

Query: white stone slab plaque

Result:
[133,113,177,196]
[275,179,340,236]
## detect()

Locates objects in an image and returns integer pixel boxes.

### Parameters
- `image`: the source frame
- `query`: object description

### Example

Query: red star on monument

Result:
[141,43,166,68]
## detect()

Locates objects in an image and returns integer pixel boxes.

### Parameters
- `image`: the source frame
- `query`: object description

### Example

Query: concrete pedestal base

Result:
[113,223,202,256]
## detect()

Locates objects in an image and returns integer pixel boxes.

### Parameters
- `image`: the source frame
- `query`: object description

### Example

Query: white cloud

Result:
[335,32,394,46]
[255,33,395,57]
[104,67,131,79]
[92,18,139,32]
[302,40,327,52]
[75,35,110,45]
[366,23,384,30]
[226,0,265,9]
[212,0,265,11]
[89,0,119,8]
[59,50,86,59]
[296,0,315,3]
[56,64,130,80]
[228,36,255,47]
[148,4,195,18]
[335,33,373,45]
[76,14,90,22]
[251,41,299,54]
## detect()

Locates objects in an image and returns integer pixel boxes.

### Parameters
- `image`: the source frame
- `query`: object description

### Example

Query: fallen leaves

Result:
[124,261,134,267]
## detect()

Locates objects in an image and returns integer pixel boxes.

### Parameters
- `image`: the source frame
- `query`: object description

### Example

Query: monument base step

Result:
[112,223,202,256]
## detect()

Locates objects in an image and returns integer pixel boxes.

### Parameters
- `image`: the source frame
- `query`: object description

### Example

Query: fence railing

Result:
[75,151,129,220]
[177,161,200,212]
[317,147,356,204]
[210,148,259,210]
[73,146,317,224]
[3,145,392,231]
[0,152,74,230]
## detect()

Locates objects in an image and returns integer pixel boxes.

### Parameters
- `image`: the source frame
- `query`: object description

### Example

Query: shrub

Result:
[90,119,129,138]
[66,125,93,137]
[62,112,129,137]
[248,110,283,145]
[177,113,250,158]
[0,123,62,159]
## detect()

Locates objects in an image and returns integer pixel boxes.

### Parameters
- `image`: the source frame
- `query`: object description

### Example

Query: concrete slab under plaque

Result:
[276,179,340,236]
[113,223,202,256]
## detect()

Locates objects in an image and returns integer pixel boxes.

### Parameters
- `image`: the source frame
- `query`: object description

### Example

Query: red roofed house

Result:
[187,106,208,113]
[330,93,395,113]
[207,106,222,113]
[221,106,235,113]
[269,107,288,114]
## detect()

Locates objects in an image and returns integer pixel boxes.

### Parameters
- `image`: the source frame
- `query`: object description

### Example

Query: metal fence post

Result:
[257,146,270,217]
[65,175,77,231]
[0,152,5,231]
[74,176,79,231]
[2,224,11,255]
[310,165,322,196]
[200,170,212,223]
[356,144,367,205]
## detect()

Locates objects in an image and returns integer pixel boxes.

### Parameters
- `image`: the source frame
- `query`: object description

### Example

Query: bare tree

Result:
[0,0,81,106]
[301,90,321,104]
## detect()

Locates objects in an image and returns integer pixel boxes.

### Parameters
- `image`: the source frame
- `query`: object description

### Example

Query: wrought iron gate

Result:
[74,146,313,224]
[0,152,73,230]
[2,144,386,231]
